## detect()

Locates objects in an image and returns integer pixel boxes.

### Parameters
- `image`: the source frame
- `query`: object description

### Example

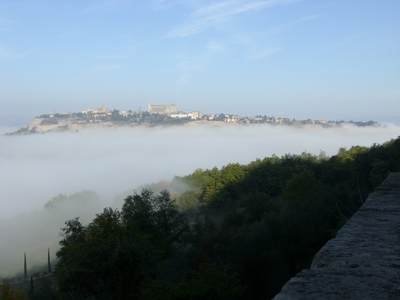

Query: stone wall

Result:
[273,172,400,300]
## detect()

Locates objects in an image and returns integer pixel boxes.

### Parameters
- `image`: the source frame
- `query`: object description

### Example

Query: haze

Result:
[1,124,399,277]
[1,124,398,219]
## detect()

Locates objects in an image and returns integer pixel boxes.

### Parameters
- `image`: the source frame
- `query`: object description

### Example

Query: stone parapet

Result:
[273,173,400,300]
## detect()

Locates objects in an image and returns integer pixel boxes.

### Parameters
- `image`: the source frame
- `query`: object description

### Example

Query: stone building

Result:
[82,105,112,118]
[148,102,178,115]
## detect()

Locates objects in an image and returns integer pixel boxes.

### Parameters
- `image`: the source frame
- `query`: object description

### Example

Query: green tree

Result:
[282,170,322,203]
[55,190,189,299]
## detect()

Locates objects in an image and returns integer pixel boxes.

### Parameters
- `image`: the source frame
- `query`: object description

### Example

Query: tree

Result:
[282,170,322,204]
[0,280,25,300]
[141,261,245,300]
[55,190,189,299]
[54,218,90,297]
[47,248,52,273]
[29,276,34,299]
[23,253,27,281]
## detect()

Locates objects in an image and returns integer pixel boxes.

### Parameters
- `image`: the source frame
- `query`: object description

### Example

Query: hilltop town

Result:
[7,103,379,135]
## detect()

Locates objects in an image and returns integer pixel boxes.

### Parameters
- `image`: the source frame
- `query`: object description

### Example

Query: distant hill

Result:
[5,109,381,135]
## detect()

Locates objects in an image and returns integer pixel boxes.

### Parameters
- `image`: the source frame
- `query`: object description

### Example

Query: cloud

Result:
[167,0,298,38]
[262,14,321,35]
[192,1,234,17]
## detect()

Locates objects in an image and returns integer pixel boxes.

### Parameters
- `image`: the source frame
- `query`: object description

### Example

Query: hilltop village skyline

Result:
[7,103,379,135]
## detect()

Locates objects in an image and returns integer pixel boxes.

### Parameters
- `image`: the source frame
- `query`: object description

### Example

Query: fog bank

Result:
[0,124,399,277]
[1,124,399,219]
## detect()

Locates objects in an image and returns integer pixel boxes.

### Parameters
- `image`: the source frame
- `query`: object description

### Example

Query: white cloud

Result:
[192,1,233,17]
[167,0,298,38]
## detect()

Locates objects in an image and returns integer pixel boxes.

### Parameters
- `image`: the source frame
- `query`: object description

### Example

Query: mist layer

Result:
[1,124,399,219]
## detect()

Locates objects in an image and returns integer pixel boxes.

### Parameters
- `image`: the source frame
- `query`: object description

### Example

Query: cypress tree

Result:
[24,252,27,280]
[48,248,52,273]
[30,276,34,298]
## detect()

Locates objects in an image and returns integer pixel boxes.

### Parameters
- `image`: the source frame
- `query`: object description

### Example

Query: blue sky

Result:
[0,0,399,123]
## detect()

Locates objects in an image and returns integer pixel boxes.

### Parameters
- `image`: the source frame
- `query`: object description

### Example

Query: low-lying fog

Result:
[1,124,399,278]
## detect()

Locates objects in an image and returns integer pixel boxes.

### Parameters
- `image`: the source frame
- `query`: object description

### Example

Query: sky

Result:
[0,0,399,124]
